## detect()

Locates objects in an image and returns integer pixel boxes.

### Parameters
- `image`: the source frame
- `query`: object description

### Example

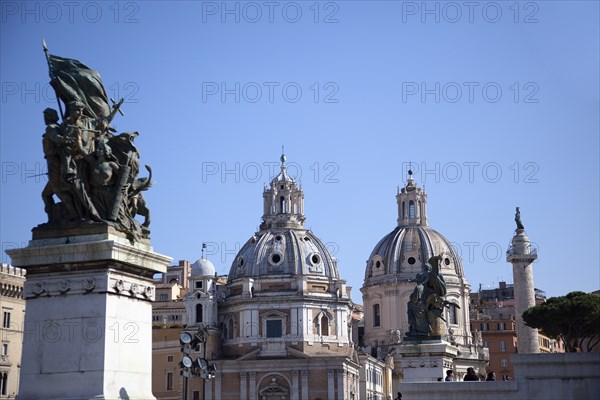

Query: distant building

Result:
[361,171,488,384]
[0,263,26,398]
[469,283,564,380]
[152,155,389,400]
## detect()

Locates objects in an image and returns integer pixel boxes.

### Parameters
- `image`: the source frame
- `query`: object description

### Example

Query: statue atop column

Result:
[38,40,152,241]
[515,206,525,230]
[406,255,457,337]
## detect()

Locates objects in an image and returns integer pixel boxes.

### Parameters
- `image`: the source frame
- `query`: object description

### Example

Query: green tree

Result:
[523,291,600,352]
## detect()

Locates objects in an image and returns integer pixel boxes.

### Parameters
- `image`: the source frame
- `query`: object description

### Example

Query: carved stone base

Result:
[397,339,458,383]
[6,232,171,400]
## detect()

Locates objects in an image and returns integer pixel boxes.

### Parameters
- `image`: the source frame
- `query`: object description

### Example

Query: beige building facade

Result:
[0,263,25,399]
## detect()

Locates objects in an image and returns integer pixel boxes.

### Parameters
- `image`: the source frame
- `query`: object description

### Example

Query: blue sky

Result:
[1,0,599,303]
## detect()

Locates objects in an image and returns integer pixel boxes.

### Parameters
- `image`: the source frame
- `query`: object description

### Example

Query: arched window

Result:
[279,196,286,213]
[195,304,203,323]
[402,201,406,218]
[228,318,234,340]
[373,304,381,327]
[448,304,458,325]
[320,314,329,336]
[409,200,415,218]
[418,200,422,218]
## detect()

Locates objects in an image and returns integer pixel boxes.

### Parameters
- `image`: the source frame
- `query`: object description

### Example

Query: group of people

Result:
[441,368,498,382]
[41,100,151,240]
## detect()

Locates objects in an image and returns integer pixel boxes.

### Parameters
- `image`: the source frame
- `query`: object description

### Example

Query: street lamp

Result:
[179,324,216,400]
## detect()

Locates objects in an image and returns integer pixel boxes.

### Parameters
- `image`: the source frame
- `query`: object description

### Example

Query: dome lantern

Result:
[396,168,428,227]
[260,151,305,230]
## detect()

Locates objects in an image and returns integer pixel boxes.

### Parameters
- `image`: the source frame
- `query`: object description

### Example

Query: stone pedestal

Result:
[398,338,458,382]
[6,227,171,400]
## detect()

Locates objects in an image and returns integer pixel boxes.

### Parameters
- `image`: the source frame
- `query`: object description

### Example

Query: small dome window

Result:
[238,257,245,268]
[269,251,284,266]
[375,260,381,269]
[444,258,451,266]
[275,235,282,241]
[408,257,416,265]
[311,254,321,265]
[303,237,311,242]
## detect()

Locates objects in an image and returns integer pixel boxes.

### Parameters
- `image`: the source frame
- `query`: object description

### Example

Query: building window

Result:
[1,343,7,356]
[166,372,173,390]
[193,391,200,400]
[498,322,506,331]
[159,294,168,301]
[167,355,173,363]
[481,323,489,331]
[279,196,286,213]
[402,202,406,218]
[2,311,10,328]
[373,304,381,327]
[320,314,329,336]
[409,200,415,218]
[228,318,234,339]
[1,372,8,396]
[195,281,203,290]
[483,340,489,348]
[448,304,458,325]
[266,320,283,338]
[195,304,203,324]
[501,359,508,367]
[500,340,507,352]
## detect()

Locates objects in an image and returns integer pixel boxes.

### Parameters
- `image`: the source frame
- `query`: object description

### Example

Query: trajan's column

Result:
[506,207,540,354]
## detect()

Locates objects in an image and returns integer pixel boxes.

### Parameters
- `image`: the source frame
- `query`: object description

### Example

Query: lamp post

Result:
[180,324,215,400]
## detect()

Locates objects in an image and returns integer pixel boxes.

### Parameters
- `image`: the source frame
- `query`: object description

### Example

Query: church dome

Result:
[364,225,463,283]
[227,153,339,281]
[363,170,463,287]
[191,257,216,277]
[228,229,338,281]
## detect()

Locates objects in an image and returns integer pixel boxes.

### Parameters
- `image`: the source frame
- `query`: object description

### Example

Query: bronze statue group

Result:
[40,48,152,241]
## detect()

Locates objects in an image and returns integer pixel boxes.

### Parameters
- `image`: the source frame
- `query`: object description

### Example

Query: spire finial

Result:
[280,145,286,168]
[408,162,413,179]
[201,242,207,260]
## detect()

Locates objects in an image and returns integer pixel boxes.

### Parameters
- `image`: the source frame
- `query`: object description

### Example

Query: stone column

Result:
[249,371,257,400]
[291,370,299,400]
[507,229,540,354]
[301,370,309,400]
[337,370,346,400]
[240,372,248,400]
[328,370,335,400]
[6,228,170,400]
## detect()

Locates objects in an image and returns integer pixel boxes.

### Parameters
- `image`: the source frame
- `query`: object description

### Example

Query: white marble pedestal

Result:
[6,227,171,400]
[398,338,458,383]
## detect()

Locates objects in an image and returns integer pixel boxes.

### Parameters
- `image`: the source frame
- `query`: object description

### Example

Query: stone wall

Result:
[398,353,600,400]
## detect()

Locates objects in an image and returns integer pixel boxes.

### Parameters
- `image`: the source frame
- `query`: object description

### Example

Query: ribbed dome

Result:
[228,229,339,281]
[364,225,464,285]
[191,257,216,277]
